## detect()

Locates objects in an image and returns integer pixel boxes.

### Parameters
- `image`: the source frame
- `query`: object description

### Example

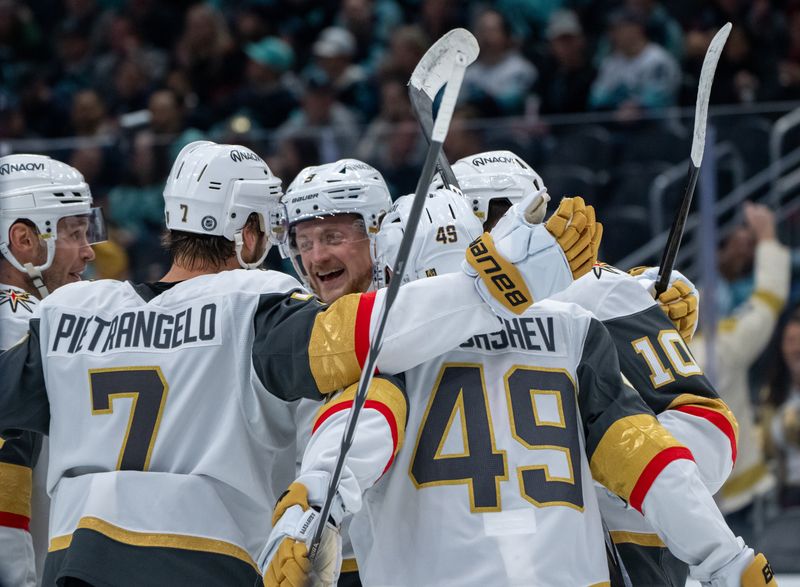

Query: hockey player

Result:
[0,141,590,586]
[0,154,106,587]
[264,188,773,587]
[451,150,743,585]
[280,158,393,586]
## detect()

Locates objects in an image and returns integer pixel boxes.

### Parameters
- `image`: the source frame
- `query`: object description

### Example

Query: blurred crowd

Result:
[3,0,800,570]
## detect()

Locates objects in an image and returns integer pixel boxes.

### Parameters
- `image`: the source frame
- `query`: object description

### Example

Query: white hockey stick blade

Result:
[523,191,550,224]
[409,28,479,100]
[691,22,732,168]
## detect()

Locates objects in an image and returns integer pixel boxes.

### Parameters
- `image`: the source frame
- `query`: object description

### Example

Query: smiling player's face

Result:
[295,214,373,303]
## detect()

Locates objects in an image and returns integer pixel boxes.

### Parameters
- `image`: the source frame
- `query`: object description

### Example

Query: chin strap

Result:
[234,231,271,270]
[23,262,50,298]
[0,240,54,298]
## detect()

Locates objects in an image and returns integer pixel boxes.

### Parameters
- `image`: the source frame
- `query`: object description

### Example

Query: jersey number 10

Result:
[410,364,584,512]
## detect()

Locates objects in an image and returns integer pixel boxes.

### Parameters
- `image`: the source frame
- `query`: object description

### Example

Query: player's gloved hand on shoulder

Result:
[629,266,699,342]
[698,547,777,587]
[545,196,603,279]
[259,472,342,587]
[463,189,568,317]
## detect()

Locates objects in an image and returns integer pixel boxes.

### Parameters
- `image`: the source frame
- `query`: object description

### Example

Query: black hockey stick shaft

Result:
[655,163,700,297]
[654,22,730,297]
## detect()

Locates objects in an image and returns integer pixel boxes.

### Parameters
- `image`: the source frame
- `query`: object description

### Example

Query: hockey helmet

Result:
[372,187,483,289]
[280,159,392,286]
[436,150,546,223]
[0,154,106,296]
[163,141,287,269]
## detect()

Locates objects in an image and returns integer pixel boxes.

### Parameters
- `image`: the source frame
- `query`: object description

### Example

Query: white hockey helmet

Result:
[280,158,392,285]
[372,187,483,289]
[437,150,545,223]
[163,141,287,269]
[0,154,106,297]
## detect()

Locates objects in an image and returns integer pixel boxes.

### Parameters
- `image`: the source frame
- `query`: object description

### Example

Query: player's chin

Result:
[67,271,84,284]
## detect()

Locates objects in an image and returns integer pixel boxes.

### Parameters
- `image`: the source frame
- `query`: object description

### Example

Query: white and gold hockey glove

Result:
[259,473,342,587]
[463,190,600,317]
[698,548,777,587]
[629,266,699,342]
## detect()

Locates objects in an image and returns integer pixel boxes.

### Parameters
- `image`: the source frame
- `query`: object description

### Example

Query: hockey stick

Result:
[654,22,731,297]
[307,29,479,560]
[408,31,478,189]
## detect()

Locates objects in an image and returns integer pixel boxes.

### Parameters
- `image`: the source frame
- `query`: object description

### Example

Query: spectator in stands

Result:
[0,0,46,76]
[310,27,372,115]
[107,131,167,280]
[138,89,203,180]
[358,76,425,196]
[589,8,680,121]
[52,17,95,105]
[778,7,800,100]
[462,8,538,117]
[226,36,298,131]
[336,0,403,73]
[69,89,114,137]
[376,25,428,81]
[625,0,684,61]
[536,10,596,115]
[690,202,792,544]
[419,0,464,43]
[444,105,484,161]
[767,307,800,509]
[173,3,244,126]
[277,70,360,163]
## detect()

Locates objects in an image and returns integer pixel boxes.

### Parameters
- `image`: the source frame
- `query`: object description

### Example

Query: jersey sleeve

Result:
[251,272,499,400]
[577,318,694,513]
[602,298,738,492]
[0,320,50,439]
[300,374,407,517]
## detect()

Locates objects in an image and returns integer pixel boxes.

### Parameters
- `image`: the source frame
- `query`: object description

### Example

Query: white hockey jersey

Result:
[0,283,41,587]
[553,265,738,558]
[0,268,510,584]
[339,300,689,587]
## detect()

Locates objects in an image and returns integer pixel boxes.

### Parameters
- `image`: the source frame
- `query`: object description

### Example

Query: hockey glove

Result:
[629,266,699,342]
[699,548,777,587]
[259,473,342,587]
[463,189,573,317]
[545,196,603,279]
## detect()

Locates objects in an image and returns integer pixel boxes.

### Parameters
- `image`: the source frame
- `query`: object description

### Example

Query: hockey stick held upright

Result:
[307,28,478,561]
[655,22,732,297]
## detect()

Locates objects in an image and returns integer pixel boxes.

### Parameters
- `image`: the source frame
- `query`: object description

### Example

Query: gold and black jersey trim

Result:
[49,516,258,571]
[252,290,376,401]
[0,461,32,530]
[314,374,407,475]
[610,531,666,548]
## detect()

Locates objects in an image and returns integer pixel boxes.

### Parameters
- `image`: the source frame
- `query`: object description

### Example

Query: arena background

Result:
[1,0,800,582]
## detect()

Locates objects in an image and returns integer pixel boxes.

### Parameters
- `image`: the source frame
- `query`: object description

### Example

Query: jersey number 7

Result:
[410,363,583,512]
[89,367,169,471]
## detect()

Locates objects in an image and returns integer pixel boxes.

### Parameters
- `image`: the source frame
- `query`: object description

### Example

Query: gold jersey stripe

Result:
[753,289,785,315]
[589,582,611,587]
[48,516,258,570]
[315,378,408,457]
[610,530,666,548]
[341,558,359,573]
[0,462,32,517]
[590,414,684,502]
[667,393,739,445]
[720,463,770,499]
[308,294,362,393]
